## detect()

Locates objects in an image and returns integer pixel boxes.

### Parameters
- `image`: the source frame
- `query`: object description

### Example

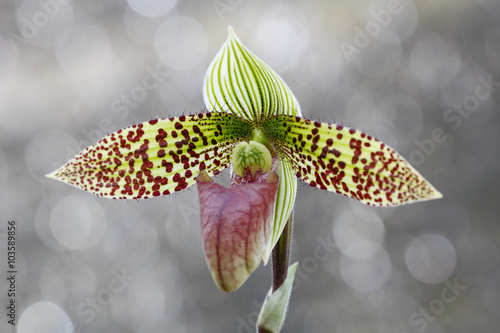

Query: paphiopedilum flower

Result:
[47,27,442,297]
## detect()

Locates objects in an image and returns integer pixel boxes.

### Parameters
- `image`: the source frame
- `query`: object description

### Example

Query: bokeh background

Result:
[1,0,499,332]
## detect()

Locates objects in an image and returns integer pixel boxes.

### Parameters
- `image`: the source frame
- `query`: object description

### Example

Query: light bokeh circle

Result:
[405,234,457,284]
[56,25,113,79]
[18,301,73,333]
[127,0,177,17]
[154,17,208,71]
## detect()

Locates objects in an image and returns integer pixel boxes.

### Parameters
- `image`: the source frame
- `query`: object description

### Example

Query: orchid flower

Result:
[47,26,441,332]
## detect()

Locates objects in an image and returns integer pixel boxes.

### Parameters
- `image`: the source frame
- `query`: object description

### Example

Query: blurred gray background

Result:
[0,0,499,332]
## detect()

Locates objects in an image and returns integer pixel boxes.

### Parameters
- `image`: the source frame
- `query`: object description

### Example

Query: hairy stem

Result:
[272,211,293,293]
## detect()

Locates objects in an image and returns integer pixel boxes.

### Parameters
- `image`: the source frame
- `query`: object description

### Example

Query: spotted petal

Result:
[261,115,442,206]
[203,26,301,121]
[47,112,252,199]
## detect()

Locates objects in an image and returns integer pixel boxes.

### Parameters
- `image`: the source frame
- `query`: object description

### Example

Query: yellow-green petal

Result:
[47,112,252,199]
[262,115,442,206]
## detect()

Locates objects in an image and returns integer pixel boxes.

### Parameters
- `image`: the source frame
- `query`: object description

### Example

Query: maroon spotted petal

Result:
[47,112,252,199]
[261,115,442,206]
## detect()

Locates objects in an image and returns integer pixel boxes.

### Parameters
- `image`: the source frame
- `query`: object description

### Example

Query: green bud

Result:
[257,262,298,333]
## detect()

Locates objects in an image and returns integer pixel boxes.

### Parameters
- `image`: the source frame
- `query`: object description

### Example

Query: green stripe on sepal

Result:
[261,115,442,206]
[263,157,297,264]
[203,26,302,121]
[47,112,253,199]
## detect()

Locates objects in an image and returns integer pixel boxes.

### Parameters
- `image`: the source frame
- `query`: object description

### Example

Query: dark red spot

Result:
[173,173,181,182]
[320,147,328,159]
[162,160,173,172]
[141,160,153,170]
[175,182,188,192]
[127,128,144,143]
[331,149,341,158]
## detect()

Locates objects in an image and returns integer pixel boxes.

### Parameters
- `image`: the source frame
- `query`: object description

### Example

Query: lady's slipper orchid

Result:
[47,26,442,300]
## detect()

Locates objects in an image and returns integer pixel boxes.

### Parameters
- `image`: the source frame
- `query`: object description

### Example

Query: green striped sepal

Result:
[261,115,443,206]
[47,112,252,199]
[203,26,301,121]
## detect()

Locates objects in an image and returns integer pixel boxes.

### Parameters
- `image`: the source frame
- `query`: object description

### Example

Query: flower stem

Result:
[272,211,293,293]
